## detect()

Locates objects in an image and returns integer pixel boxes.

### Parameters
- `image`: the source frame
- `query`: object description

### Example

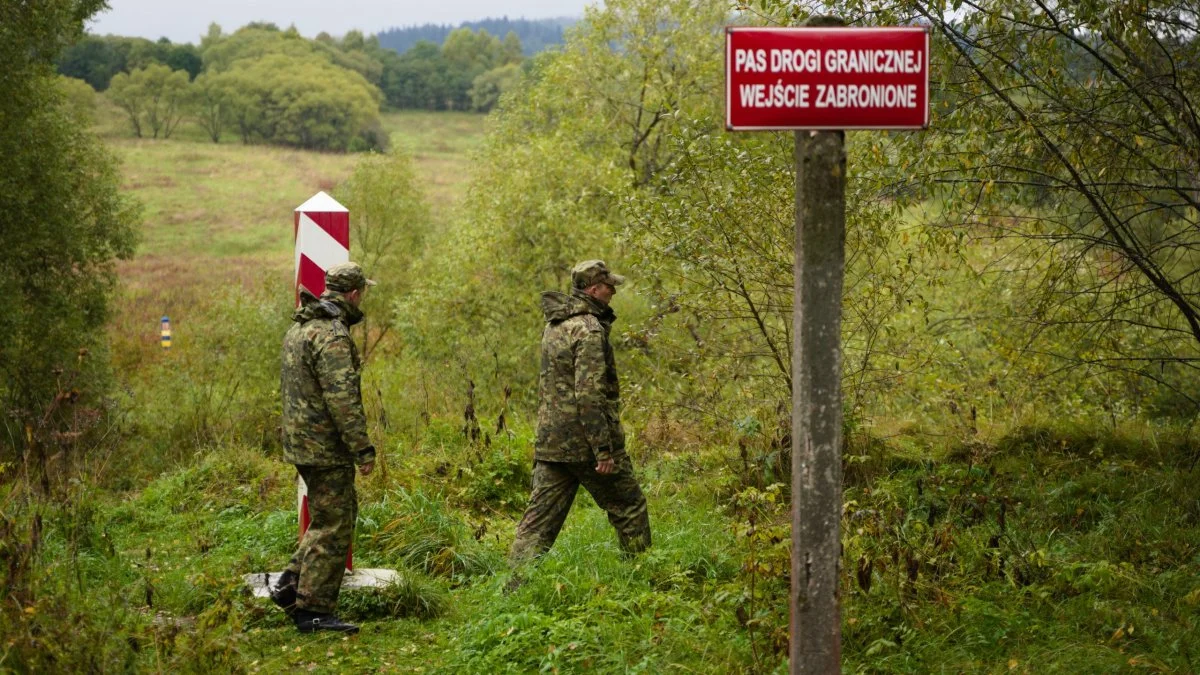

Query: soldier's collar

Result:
[319,291,365,326]
[571,288,615,321]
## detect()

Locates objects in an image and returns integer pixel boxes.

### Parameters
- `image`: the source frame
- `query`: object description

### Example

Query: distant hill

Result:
[376,16,575,55]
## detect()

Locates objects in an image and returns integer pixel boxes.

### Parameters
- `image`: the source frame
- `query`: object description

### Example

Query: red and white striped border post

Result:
[295,191,350,301]
[293,191,352,571]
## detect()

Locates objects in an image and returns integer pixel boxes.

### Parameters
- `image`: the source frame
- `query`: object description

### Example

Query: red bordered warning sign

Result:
[726,26,930,131]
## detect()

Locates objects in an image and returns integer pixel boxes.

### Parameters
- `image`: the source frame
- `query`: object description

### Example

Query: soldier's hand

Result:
[595,458,615,475]
[359,462,375,476]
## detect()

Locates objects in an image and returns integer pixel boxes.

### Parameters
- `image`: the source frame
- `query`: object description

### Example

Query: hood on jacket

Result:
[293,289,364,326]
[541,289,614,324]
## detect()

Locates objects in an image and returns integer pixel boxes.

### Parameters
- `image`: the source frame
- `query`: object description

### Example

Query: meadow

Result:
[98,99,484,370]
[6,93,1199,674]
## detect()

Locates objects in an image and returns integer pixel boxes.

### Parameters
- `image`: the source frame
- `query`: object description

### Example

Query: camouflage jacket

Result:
[280,290,375,467]
[535,290,625,463]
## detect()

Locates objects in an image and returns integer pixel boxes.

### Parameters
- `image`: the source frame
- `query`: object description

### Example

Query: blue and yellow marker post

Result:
[160,315,172,351]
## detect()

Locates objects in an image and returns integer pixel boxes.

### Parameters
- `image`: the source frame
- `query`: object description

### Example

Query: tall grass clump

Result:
[835,422,1200,671]
[369,487,504,582]
[337,570,449,620]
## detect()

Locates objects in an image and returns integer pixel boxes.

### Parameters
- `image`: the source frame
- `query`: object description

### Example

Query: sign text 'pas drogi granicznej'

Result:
[726,26,930,130]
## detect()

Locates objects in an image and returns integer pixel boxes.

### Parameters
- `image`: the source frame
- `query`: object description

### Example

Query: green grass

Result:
[115,139,359,258]
[17,440,755,672]
[839,424,1200,672]
[101,106,484,261]
[381,110,488,213]
[13,423,1199,672]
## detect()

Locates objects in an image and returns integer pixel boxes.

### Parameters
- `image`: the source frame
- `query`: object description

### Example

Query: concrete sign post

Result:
[726,19,930,674]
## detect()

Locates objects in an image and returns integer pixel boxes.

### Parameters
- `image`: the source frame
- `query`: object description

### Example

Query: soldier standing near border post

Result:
[509,260,652,564]
[270,262,377,634]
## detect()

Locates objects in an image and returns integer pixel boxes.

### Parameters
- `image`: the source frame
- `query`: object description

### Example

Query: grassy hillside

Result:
[101,105,485,375]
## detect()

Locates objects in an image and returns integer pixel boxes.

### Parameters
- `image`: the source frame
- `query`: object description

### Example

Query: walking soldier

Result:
[510,260,651,562]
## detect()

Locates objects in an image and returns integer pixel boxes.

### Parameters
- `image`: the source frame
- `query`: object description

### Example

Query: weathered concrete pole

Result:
[789,22,847,668]
[727,13,927,670]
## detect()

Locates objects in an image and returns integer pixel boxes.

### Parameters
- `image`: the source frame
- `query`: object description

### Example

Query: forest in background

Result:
[56,18,540,134]
[3,0,1200,671]
[375,17,572,55]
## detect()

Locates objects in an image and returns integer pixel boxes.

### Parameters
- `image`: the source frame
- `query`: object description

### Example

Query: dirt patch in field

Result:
[123,175,177,190]
[165,208,217,225]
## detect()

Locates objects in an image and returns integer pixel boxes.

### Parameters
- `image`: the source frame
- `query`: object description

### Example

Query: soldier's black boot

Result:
[293,608,360,635]
[269,571,298,615]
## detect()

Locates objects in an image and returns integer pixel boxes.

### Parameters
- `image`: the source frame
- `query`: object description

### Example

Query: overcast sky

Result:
[87,0,596,44]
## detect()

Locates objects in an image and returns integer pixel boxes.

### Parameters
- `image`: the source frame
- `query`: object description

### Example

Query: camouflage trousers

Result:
[509,454,650,563]
[284,464,357,614]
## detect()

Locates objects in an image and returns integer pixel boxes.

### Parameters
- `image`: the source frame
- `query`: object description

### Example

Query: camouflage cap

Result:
[571,260,625,289]
[325,262,376,293]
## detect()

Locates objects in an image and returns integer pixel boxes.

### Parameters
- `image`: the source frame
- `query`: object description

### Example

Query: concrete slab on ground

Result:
[243,569,401,598]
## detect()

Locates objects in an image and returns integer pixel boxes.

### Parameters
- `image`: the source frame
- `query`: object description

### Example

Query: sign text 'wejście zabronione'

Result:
[726,26,930,131]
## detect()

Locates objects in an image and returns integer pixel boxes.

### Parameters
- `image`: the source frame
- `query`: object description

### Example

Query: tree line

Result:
[56,22,533,150]
[376,16,571,55]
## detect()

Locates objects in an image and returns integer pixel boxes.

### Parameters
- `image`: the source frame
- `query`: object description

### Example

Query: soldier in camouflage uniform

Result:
[270,262,377,634]
[509,260,651,563]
